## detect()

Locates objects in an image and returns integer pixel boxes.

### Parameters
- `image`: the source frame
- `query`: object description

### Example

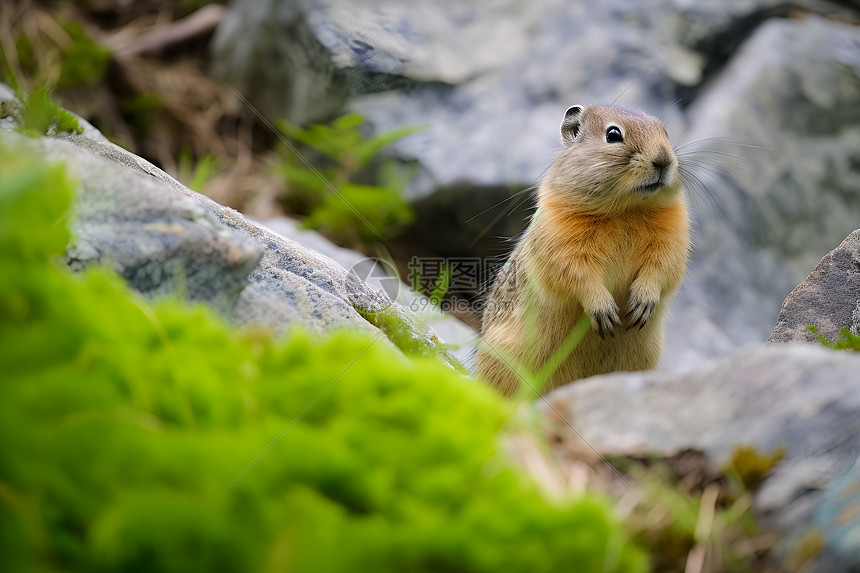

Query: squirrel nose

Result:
[652,147,673,171]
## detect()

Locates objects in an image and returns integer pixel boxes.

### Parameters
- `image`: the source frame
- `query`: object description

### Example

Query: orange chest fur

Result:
[535,201,689,292]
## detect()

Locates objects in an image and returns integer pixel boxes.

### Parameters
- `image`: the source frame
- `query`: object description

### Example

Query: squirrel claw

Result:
[624,297,658,330]
[591,307,622,339]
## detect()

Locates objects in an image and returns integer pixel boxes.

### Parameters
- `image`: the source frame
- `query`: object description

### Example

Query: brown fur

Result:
[476,105,690,397]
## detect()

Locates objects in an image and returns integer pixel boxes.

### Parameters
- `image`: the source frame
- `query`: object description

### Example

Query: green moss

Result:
[355,304,467,374]
[1,75,83,137]
[808,325,860,351]
[0,140,645,572]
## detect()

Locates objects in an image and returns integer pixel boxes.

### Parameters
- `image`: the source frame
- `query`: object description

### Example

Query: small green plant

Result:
[2,15,110,91]
[808,325,860,351]
[117,91,163,134]
[409,260,453,308]
[726,444,786,492]
[788,530,825,571]
[178,147,219,192]
[611,454,772,572]
[174,0,220,16]
[55,20,112,89]
[274,113,420,246]
[0,72,82,136]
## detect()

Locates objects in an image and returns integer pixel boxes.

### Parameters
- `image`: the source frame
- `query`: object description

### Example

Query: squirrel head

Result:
[544,104,683,213]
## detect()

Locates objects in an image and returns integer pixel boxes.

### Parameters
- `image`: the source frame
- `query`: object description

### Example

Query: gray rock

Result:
[664,15,860,363]
[768,229,860,345]
[42,130,374,333]
[52,136,263,316]
[0,87,464,371]
[260,216,480,369]
[214,0,852,199]
[542,344,860,572]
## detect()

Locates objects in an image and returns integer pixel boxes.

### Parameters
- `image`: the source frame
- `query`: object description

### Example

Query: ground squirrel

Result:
[476,104,690,397]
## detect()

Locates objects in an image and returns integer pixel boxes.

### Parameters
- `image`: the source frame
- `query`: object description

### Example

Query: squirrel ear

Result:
[561,105,585,144]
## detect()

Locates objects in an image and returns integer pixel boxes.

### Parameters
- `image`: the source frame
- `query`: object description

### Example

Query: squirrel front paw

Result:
[624,290,659,330]
[587,300,622,339]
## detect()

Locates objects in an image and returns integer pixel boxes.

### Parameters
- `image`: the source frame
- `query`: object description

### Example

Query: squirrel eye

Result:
[605,126,623,143]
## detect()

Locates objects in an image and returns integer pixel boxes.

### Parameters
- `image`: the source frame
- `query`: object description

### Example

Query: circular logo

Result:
[348,257,402,303]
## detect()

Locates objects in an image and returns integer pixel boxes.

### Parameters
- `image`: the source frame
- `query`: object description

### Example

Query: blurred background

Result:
[3,0,860,369]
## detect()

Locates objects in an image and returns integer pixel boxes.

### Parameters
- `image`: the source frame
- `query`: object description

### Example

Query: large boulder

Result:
[60,136,263,317]
[542,344,860,572]
[768,229,860,345]
[0,86,465,371]
[665,16,860,364]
